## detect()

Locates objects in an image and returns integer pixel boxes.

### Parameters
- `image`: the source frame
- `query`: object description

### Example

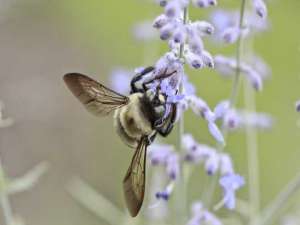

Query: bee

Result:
[63,67,177,217]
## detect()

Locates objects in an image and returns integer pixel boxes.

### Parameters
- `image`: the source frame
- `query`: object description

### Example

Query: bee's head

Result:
[145,89,166,117]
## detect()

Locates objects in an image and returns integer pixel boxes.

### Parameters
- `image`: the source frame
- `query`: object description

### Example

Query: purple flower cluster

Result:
[215,55,264,91]
[210,3,268,44]
[183,134,244,209]
[148,144,179,201]
[186,202,222,225]
[148,144,180,180]
[223,109,273,131]
[153,0,216,70]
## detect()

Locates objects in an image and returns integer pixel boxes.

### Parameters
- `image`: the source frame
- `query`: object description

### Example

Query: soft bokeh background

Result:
[0,0,300,224]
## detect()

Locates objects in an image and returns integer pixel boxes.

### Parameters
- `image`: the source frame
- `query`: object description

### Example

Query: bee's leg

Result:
[130,67,154,93]
[146,132,157,145]
[155,103,177,137]
[157,123,174,137]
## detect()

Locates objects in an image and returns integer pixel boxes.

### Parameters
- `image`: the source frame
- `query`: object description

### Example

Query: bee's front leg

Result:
[130,67,154,93]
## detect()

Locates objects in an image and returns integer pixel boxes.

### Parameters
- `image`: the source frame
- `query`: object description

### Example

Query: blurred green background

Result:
[0,0,300,224]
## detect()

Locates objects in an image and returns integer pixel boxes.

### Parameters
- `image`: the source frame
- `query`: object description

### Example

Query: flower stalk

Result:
[175,6,189,223]
[0,158,14,225]
[205,0,248,209]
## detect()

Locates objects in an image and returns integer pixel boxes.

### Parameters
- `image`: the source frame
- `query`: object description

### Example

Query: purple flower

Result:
[165,1,181,18]
[187,201,222,225]
[109,68,133,94]
[243,66,263,91]
[222,26,240,44]
[192,21,215,35]
[214,55,264,91]
[166,153,180,179]
[201,50,214,68]
[182,134,198,151]
[133,21,157,42]
[157,0,168,7]
[188,34,204,55]
[148,144,174,165]
[223,109,241,130]
[182,74,196,96]
[252,0,267,19]
[210,10,236,33]
[153,14,169,29]
[239,110,273,130]
[205,150,219,175]
[192,0,217,8]
[251,55,271,80]
[155,182,174,201]
[187,95,210,117]
[296,100,300,112]
[186,51,204,69]
[219,174,245,209]
[160,22,176,40]
[173,25,187,44]
[213,100,230,120]
[219,153,234,175]
[214,55,236,77]
[208,122,225,144]
[183,134,213,163]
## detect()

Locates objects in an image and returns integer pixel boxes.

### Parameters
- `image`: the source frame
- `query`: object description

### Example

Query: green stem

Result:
[205,0,247,208]
[244,86,260,223]
[0,158,14,225]
[174,6,188,224]
[243,39,261,224]
[229,0,246,108]
[258,171,300,225]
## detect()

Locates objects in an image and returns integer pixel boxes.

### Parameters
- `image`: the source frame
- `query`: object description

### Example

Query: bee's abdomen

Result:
[113,94,153,147]
[114,110,139,148]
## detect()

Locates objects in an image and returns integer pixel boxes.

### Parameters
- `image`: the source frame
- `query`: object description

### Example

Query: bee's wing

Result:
[63,73,129,116]
[123,137,148,217]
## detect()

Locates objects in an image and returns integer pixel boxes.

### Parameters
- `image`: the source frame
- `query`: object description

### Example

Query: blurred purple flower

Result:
[210,9,269,44]
[219,174,245,209]
[219,153,234,175]
[223,109,241,130]
[133,21,158,42]
[148,144,174,165]
[223,110,273,131]
[208,122,225,144]
[155,182,174,201]
[166,153,180,179]
[214,100,230,120]
[110,68,133,94]
[214,55,264,91]
[222,26,240,44]
[192,0,218,8]
[205,150,220,175]
[182,74,196,96]
[252,0,267,19]
[296,100,300,112]
[187,201,222,225]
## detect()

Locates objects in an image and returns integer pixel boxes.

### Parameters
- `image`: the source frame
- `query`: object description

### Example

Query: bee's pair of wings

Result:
[63,73,147,217]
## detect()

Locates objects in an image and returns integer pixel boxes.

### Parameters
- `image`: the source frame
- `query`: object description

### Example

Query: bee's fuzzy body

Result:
[114,93,155,147]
